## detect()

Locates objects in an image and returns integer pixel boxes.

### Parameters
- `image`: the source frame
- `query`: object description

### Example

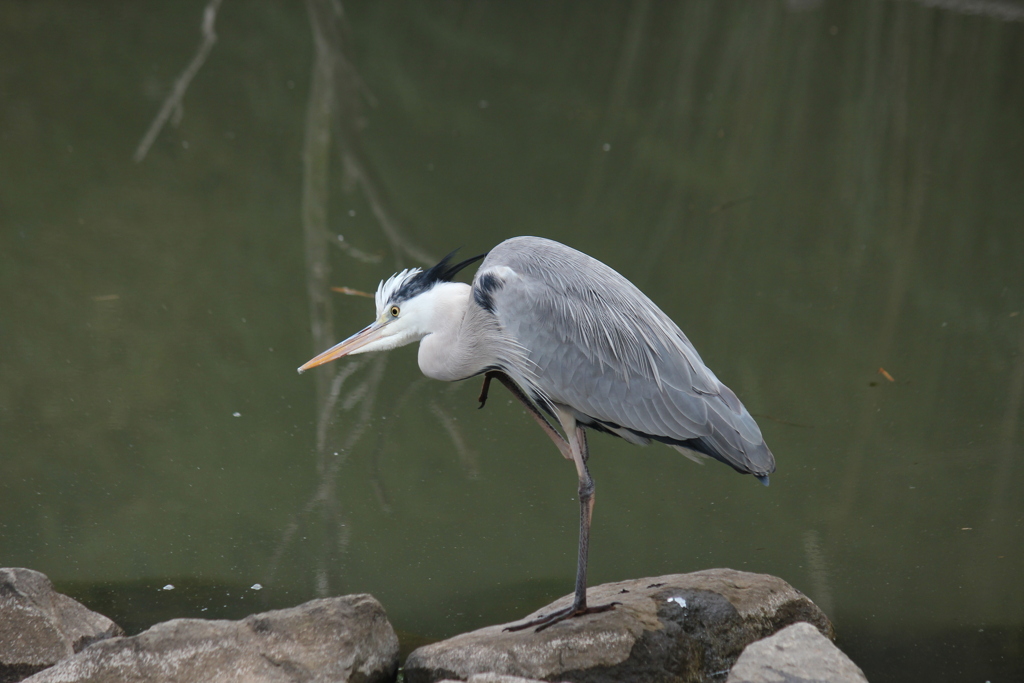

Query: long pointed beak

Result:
[297,321,385,373]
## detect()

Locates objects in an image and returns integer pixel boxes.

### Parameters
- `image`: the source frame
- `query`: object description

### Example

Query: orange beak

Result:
[297,321,386,373]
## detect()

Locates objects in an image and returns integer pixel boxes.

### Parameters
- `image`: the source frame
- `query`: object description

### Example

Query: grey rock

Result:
[0,567,123,683]
[405,568,832,683]
[23,594,399,683]
[726,622,867,683]
[438,676,550,683]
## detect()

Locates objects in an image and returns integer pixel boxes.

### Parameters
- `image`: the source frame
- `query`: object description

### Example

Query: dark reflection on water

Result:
[2,1,1023,680]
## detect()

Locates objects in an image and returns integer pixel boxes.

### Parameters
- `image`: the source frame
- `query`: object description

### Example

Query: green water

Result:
[2,1,1022,679]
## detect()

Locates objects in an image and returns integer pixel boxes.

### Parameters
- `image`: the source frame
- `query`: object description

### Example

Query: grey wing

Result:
[473,236,775,478]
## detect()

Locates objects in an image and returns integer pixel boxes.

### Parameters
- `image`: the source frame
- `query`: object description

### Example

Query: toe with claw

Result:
[504,600,620,633]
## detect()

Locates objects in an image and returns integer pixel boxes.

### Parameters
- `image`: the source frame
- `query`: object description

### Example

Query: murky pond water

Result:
[2,1,1023,679]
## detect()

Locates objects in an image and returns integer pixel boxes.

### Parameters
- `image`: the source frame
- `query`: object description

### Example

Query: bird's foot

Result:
[503,601,620,633]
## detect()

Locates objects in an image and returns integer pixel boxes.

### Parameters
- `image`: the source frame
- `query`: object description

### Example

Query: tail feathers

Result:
[669,435,775,482]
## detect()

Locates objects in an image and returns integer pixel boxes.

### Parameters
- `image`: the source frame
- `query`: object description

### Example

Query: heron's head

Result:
[297,250,485,373]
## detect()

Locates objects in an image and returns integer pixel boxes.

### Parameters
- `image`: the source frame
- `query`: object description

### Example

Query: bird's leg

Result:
[477,371,496,408]
[505,423,619,632]
[482,371,572,460]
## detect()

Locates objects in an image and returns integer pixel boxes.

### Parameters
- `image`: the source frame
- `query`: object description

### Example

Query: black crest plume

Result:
[393,249,487,302]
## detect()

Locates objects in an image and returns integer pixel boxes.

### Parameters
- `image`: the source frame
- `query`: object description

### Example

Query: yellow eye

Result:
[390,306,400,317]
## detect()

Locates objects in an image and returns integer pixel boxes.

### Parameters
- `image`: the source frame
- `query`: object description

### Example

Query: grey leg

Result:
[505,420,619,632]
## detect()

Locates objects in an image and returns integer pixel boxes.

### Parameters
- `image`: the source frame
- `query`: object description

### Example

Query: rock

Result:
[0,567,124,682]
[22,594,399,683]
[405,569,832,683]
[726,621,867,683]
[438,676,548,683]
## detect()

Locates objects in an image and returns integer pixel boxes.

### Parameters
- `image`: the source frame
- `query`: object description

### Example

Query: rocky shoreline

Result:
[0,566,866,682]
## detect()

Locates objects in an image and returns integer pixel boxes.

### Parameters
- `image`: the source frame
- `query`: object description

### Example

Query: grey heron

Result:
[299,235,775,631]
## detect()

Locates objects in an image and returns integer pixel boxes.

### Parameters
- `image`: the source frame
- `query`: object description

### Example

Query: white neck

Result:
[416,282,481,381]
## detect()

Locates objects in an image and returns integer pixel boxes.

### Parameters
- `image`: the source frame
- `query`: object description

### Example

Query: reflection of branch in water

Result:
[897,0,1024,22]
[364,380,482,512]
[134,0,224,162]
[305,0,433,270]
[267,355,388,589]
[802,529,834,616]
[276,0,431,598]
[277,0,477,596]
[366,378,429,515]
[333,235,383,263]
[575,0,650,227]
[268,0,357,596]
[987,323,1024,521]
[315,360,362,458]
[708,196,754,214]
[431,400,480,479]
[339,151,435,269]
[302,0,339,400]
[322,356,388,483]
[126,0,445,598]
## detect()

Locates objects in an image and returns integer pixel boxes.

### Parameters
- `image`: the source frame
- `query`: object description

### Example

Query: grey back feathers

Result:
[470,236,775,480]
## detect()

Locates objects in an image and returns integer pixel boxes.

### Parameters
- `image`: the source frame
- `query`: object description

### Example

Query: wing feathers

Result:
[473,236,775,478]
